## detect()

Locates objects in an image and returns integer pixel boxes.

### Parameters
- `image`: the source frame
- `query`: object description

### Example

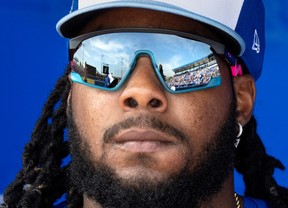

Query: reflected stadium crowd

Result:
[166,65,220,90]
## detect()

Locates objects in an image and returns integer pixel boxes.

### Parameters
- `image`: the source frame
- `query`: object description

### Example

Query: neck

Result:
[199,173,237,208]
[82,173,238,208]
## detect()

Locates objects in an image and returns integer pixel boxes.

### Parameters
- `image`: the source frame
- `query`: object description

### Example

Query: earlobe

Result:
[233,74,256,126]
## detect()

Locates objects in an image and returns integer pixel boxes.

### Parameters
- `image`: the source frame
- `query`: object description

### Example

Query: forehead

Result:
[77,8,228,47]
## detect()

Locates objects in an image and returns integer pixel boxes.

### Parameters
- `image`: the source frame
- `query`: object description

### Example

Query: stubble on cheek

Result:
[177,88,231,141]
[70,87,108,161]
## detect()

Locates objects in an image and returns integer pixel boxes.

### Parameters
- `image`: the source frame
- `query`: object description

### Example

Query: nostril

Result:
[125,98,138,108]
[149,98,162,108]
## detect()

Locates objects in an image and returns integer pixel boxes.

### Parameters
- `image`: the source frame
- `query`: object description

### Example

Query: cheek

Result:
[71,84,118,159]
[167,83,232,153]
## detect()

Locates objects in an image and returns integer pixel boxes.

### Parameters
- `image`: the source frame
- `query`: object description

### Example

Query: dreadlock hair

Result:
[1,66,83,208]
[1,65,288,208]
[235,117,288,207]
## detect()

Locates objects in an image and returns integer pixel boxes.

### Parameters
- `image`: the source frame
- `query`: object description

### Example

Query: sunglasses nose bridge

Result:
[132,50,158,67]
[129,50,163,80]
[128,51,162,85]
[125,50,170,91]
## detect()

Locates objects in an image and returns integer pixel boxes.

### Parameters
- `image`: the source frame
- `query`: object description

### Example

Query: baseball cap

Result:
[56,0,265,80]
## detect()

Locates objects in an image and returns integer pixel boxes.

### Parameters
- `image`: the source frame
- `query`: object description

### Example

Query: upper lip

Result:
[111,128,179,144]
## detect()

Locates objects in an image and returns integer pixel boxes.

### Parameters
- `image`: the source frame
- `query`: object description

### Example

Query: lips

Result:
[111,128,178,153]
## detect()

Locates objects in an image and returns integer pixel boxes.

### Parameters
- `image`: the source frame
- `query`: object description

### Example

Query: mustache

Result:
[103,115,189,143]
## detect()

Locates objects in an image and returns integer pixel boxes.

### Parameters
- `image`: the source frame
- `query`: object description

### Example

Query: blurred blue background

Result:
[0,0,287,201]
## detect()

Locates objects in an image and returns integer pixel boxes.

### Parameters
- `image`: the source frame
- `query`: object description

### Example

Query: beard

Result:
[67,99,238,208]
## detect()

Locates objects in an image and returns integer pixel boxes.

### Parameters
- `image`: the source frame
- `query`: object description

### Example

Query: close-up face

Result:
[67,8,243,206]
[69,8,236,182]
[4,1,288,208]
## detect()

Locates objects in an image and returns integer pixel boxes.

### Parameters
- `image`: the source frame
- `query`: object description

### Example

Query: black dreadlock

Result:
[235,117,288,207]
[1,66,288,208]
[0,66,80,208]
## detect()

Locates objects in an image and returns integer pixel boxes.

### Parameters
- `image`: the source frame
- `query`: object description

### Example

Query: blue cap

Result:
[56,0,265,80]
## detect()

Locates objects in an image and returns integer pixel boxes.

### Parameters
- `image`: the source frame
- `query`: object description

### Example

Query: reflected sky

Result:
[73,33,213,77]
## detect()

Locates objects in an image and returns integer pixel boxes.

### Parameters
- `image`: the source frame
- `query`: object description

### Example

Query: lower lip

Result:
[118,141,170,152]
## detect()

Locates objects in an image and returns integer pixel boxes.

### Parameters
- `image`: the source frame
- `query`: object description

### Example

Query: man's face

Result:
[67,8,238,207]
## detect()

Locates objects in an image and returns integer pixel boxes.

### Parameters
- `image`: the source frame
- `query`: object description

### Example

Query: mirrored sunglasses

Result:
[69,29,232,94]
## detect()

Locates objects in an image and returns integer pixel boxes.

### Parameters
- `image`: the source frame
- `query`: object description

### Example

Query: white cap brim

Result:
[56,1,245,56]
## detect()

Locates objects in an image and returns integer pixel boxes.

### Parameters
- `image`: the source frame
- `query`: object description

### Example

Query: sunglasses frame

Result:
[69,28,234,94]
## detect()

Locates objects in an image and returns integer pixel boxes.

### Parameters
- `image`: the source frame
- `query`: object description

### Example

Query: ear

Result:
[233,74,256,126]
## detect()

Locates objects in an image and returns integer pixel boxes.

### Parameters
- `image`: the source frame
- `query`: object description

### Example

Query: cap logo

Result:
[252,29,260,54]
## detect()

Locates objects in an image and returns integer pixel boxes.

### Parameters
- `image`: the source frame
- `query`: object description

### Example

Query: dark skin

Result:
[68,8,256,208]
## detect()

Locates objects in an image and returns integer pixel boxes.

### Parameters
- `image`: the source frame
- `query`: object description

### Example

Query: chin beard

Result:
[67,100,237,208]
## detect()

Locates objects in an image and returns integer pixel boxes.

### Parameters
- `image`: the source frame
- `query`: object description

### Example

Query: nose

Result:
[119,56,168,112]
